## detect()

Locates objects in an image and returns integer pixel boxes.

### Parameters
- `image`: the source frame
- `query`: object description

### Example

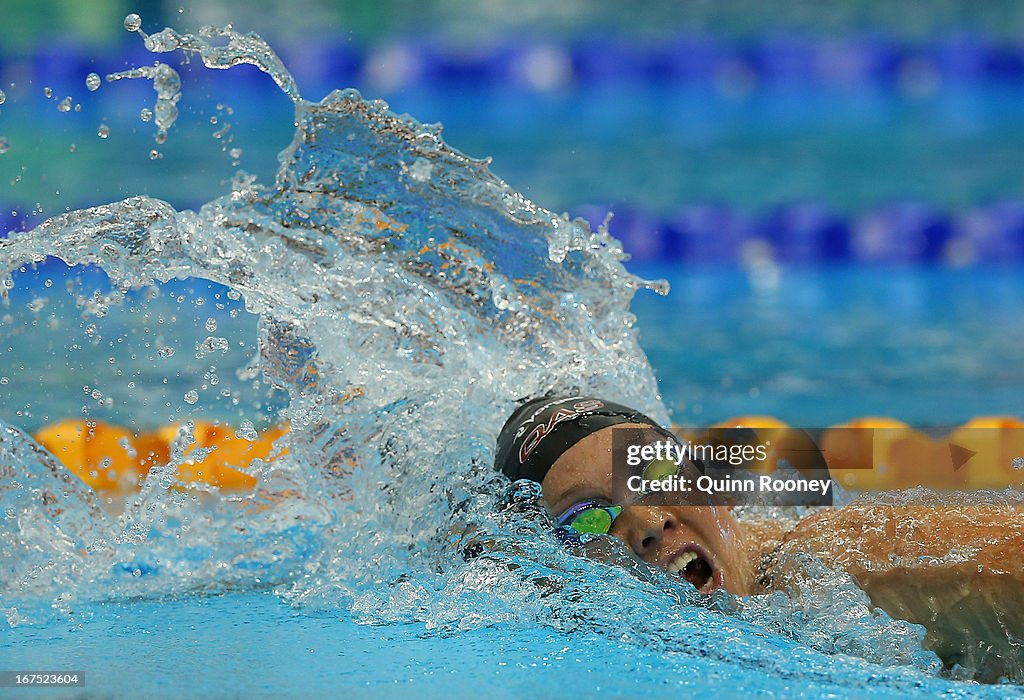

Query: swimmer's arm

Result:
[776,504,1024,681]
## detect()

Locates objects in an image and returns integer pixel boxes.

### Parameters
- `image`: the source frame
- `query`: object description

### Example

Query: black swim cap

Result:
[494,395,664,484]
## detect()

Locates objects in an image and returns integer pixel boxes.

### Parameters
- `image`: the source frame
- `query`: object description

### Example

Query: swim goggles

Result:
[555,499,623,537]
[550,456,696,545]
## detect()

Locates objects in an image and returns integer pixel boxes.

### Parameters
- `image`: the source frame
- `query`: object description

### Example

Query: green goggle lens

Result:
[567,505,623,534]
[642,457,679,481]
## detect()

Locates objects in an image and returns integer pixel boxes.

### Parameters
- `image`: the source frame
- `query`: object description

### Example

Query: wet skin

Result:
[541,423,756,595]
[538,422,1024,676]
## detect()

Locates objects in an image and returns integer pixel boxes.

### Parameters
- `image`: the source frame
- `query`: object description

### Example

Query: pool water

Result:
[4,591,1017,700]
[2,17,1023,700]
[631,264,1024,427]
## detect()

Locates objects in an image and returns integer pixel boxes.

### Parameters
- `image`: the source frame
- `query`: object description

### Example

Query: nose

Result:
[614,506,678,559]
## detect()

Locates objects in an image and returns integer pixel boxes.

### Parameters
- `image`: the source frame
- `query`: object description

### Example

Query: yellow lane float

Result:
[821,417,955,491]
[33,420,289,493]
[947,416,1024,490]
[708,416,832,477]
[154,421,289,491]
[34,419,145,494]
[33,415,1022,494]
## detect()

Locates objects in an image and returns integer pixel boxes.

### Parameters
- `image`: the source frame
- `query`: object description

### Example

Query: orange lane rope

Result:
[30,415,1024,494]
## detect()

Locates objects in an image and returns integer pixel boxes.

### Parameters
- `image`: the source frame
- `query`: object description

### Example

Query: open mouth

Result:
[665,544,721,593]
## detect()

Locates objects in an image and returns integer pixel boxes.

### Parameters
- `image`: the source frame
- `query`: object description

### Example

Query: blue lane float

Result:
[850,203,952,263]
[568,201,1021,265]
[953,201,1024,263]
[649,35,726,82]
[12,33,1024,92]
[759,202,850,262]
[670,204,755,263]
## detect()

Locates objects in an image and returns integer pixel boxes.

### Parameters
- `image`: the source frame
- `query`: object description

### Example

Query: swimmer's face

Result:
[541,424,754,596]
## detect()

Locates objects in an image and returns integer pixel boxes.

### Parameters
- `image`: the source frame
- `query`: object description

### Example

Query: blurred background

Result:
[2,0,1024,426]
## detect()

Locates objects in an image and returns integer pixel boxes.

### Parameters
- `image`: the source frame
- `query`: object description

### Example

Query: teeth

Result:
[668,551,698,573]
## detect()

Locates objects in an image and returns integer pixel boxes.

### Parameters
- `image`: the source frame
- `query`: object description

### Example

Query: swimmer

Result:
[494,395,1024,681]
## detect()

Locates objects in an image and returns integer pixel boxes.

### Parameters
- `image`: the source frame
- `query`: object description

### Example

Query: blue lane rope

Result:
[570,201,1023,264]
[4,201,1023,265]
[12,32,1024,93]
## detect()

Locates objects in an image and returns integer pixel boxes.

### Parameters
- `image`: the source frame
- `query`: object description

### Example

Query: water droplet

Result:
[0,89,5,104]
[132,568,142,577]
[68,143,77,153]
[183,390,199,405]
[205,317,217,332]
[85,73,101,91]
[0,377,8,385]
[1013,457,1024,471]
[149,149,162,160]
[157,345,175,358]
[195,336,229,357]
[140,107,153,122]
[108,61,181,144]
[229,147,242,160]
[409,157,433,182]
[124,13,142,32]
[43,87,52,98]
[97,124,110,139]
[57,96,72,112]
[234,420,258,442]
[0,137,8,155]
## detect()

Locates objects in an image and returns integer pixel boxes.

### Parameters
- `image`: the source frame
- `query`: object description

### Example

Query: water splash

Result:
[0,16,1013,693]
[124,13,300,102]
[102,13,299,144]
[0,20,664,617]
[105,64,182,144]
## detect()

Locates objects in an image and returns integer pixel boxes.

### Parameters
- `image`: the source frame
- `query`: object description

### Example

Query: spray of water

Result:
[0,13,1005,689]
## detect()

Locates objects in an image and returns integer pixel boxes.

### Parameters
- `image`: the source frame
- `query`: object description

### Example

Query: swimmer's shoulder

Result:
[770,500,1024,681]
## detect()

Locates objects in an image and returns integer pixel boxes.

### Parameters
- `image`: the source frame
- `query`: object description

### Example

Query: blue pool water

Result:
[631,264,1024,427]
[2,16,1024,700]
[4,591,1019,700]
